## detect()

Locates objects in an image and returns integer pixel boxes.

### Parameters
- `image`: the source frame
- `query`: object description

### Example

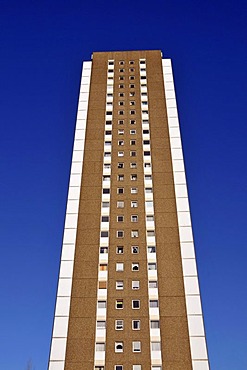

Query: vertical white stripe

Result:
[48,61,92,370]
[162,58,210,370]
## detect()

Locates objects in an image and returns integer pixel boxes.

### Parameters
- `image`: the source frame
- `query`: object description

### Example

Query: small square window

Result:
[95,366,105,370]
[132,280,140,290]
[117,201,124,208]
[133,365,141,370]
[130,151,136,157]
[119,68,125,73]
[129,92,135,97]
[117,187,124,194]
[132,300,140,309]
[118,140,124,146]
[98,300,106,308]
[130,130,136,134]
[130,119,136,124]
[148,246,156,253]
[130,110,136,115]
[100,247,108,254]
[143,129,149,134]
[96,343,105,351]
[131,230,139,238]
[115,341,124,353]
[132,246,139,254]
[131,187,138,194]
[132,320,140,330]
[150,320,160,328]
[116,281,124,290]
[132,263,139,271]
[149,300,158,308]
[101,216,109,222]
[129,60,134,64]
[117,230,124,238]
[132,341,141,352]
[131,201,138,208]
[104,152,111,157]
[130,162,137,169]
[118,129,124,135]
[119,101,124,105]
[116,299,124,309]
[119,93,125,97]
[118,162,124,169]
[118,110,124,115]
[118,120,124,125]
[119,76,124,81]
[115,366,123,370]
[129,68,135,72]
[115,319,124,330]
[99,264,107,271]
[116,263,124,271]
[152,367,162,370]
[147,230,155,236]
[131,215,138,222]
[130,140,136,145]
[118,174,124,181]
[151,342,161,351]
[108,60,114,65]
[144,151,151,156]
[129,76,135,80]
[118,151,124,157]
[116,246,124,254]
[149,281,158,288]
[129,84,135,89]
[119,84,124,89]
[145,187,153,193]
[148,263,157,270]
[130,101,135,105]
[117,215,124,222]
[143,140,150,145]
[99,281,107,289]
[131,174,137,181]
[119,61,125,65]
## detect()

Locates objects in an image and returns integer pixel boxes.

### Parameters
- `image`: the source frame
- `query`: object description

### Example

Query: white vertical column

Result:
[162,59,210,370]
[48,61,92,370]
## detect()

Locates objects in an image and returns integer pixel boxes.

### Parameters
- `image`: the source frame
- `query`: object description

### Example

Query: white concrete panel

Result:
[49,338,67,361]
[151,351,162,361]
[69,174,81,187]
[82,61,92,69]
[164,74,174,83]
[64,214,78,228]
[63,228,77,244]
[66,199,79,214]
[166,99,177,108]
[57,278,72,297]
[164,82,174,91]
[67,186,80,200]
[79,92,89,101]
[49,361,65,370]
[74,129,86,141]
[73,140,84,151]
[170,138,182,149]
[76,119,86,130]
[171,148,183,160]
[167,107,178,117]
[192,360,210,370]
[55,297,71,316]
[78,101,88,110]
[186,295,202,315]
[168,117,179,127]
[80,84,90,93]
[180,242,195,259]
[77,110,87,119]
[177,212,191,227]
[174,172,186,185]
[175,184,188,197]
[94,351,105,361]
[72,150,84,162]
[182,259,197,276]
[59,261,74,278]
[61,243,75,261]
[82,68,91,77]
[165,90,176,99]
[169,127,181,138]
[53,317,69,337]
[176,198,190,212]
[179,226,193,242]
[190,337,208,360]
[81,76,91,85]
[188,315,205,336]
[184,277,200,295]
[162,59,172,67]
[71,162,82,174]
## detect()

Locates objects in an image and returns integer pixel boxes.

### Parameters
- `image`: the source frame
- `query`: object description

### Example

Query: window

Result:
[150,320,160,329]
[116,299,123,309]
[106,111,112,115]
[145,175,152,180]
[117,230,124,238]
[149,281,158,288]
[142,101,148,106]
[98,301,106,308]
[132,263,139,271]
[152,367,162,370]
[118,151,124,157]
[132,320,140,330]
[132,281,140,290]
[103,175,110,182]
[105,130,112,135]
[104,140,111,146]
[131,187,138,194]
[115,342,124,352]
[130,91,135,97]
[118,119,124,124]
[144,151,151,156]
[131,215,138,222]
[104,152,111,157]
[140,60,146,64]
[101,216,109,222]
[130,110,136,115]
[130,119,136,124]
[106,120,112,125]
[118,140,124,146]
[146,215,154,221]
[141,92,147,96]
[117,201,124,208]
[130,151,136,157]
[116,262,124,271]
[95,367,104,370]
[131,230,139,238]
[131,201,138,208]
[116,246,124,254]
[118,162,124,169]
[145,187,153,193]
[100,247,108,254]
[129,60,134,64]
[149,300,159,308]
[130,100,135,105]
[115,319,124,330]
[99,281,107,289]
[117,215,124,222]
[99,264,107,271]
[151,342,161,351]
[148,246,156,253]
[119,84,124,89]
[146,201,153,208]
[118,174,124,181]
[101,231,108,237]
[103,188,110,194]
[119,100,124,105]
[132,300,140,309]
[115,366,123,370]
[117,187,124,194]
[130,84,135,88]
[130,130,136,135]
[148,263,157,270]
[119,60,124,65]
[142,110,148,114]
[108,61,114,65]
[131,246,139,254]
[116,281,124,290]
[119,76,124,81]
[97,321,106,329]
[132,341,141,352]
[129,68,135,72]
[133,366,141,370]
[129,76,135,80]
[143,129,149,134]
[118,129,124,135]
[130,162,137,168]
[147,230,155,237]
[131,174,137,181]
[119,93,125,97]
[96,343,105,351]
[130,140,136,145]
[143,140,150,145]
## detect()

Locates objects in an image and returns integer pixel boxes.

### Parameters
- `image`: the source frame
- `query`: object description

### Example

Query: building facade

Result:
[48,50,210,370]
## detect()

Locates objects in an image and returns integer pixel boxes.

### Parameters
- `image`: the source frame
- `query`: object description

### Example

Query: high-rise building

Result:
[48,50,210,370]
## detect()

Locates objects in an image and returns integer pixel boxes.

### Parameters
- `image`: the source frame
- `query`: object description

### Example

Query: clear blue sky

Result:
[0,0,246,369]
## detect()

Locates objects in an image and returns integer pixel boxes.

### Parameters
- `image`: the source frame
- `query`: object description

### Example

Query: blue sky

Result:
[0,0,247,368]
